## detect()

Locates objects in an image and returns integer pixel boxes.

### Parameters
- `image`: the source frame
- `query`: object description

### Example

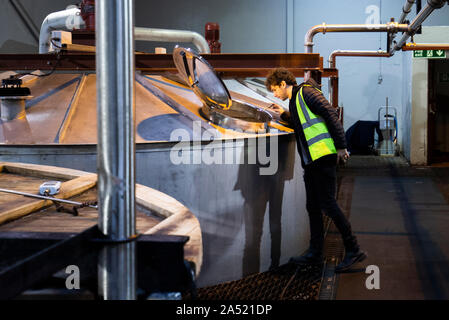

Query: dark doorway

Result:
[428,59,449,165]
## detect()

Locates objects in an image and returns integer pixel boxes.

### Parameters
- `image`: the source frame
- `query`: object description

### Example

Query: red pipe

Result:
[205,22,221,53]
[80,0,95,31]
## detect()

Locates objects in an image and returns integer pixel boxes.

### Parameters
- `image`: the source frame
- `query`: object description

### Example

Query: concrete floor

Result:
[334,156,449,300]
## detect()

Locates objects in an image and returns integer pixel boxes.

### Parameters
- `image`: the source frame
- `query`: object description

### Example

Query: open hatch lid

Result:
[173,46,232,110]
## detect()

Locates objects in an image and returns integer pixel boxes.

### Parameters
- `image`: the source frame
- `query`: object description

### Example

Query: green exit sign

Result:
[413,50,446,58]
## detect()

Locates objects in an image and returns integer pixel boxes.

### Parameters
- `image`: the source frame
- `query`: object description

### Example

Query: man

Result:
[265,67,366,272]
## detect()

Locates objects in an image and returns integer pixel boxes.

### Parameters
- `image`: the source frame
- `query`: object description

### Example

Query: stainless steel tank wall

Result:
[0,133,310,287]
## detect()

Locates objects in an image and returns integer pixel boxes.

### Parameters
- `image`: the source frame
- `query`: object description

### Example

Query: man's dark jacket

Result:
[281,80,347,168]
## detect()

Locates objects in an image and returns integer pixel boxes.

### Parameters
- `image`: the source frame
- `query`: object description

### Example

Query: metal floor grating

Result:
[182,160,367,301]
[183,262,324,300]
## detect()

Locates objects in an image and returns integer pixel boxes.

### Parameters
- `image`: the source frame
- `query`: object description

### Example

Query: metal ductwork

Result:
[39,7,86,53]
[134,27,210,54]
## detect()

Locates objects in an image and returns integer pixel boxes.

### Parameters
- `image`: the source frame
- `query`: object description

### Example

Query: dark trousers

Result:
[303,163,358,253]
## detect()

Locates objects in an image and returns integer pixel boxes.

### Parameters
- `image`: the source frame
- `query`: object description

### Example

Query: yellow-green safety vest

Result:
[295,85,337,161]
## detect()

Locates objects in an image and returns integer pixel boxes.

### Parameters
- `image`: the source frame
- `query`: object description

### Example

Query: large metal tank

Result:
[0,49,309,287]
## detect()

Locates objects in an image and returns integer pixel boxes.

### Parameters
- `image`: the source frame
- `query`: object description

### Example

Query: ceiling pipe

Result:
[134,27,210,54]
[391,0,448,54]
[304,22,410,54]
[39,7,85,53]
[328,50,392,69]
[390,0,416,50]
[304,22,409,80]
[40,8,210,54]
[402,42,449,50]
[327,50,392,108]
[400,0,417,23]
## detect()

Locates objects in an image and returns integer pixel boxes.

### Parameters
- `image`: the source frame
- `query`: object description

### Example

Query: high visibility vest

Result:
[295,85,337,161]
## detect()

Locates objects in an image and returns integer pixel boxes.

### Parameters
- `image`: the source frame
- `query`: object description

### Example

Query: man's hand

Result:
[265,103,287,122]
[337,149,350,165]
[267,103,284,114]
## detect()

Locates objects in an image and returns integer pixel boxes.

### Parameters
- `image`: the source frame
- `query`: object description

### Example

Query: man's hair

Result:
[265,67,297,91]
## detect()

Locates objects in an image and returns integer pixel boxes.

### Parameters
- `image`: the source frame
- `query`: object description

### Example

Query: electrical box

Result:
[49,30,72,52]
[39,181,61,196]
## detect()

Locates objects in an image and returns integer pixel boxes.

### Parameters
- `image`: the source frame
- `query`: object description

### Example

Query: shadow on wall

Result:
[234,135,295,276]
[0,39,37,54]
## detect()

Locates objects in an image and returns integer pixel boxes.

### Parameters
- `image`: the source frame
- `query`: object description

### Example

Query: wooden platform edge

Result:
[0,171,97,226]
[0,162,203,276]
[137,184,203,276]
[0,162,94,180]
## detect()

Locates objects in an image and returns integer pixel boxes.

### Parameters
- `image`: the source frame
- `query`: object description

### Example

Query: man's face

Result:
[270,81,289,101]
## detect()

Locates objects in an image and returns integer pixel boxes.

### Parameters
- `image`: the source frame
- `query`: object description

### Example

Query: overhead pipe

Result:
[304,22,408,81]
[391,0,448,54]
[134,27,210,54]
[96,0,137,300]
[328,50,392,69]
[399,0,417,23]
[39,7,85,53]
[327,50,392,108]
[390,0,416,49]
[402,42,449,50]
[40,8,209,54]
[304,22,410,53]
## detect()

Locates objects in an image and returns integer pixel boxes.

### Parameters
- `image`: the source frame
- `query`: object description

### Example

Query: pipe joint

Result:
[427,0,446,9]
[321,23,327,35]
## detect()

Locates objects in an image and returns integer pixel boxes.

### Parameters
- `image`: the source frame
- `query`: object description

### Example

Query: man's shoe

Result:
[335,249,367,273]
[289,250,323,265]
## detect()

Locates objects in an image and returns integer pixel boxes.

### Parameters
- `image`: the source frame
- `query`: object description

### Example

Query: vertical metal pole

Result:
[96,0,136,300]
[386,97,389,154]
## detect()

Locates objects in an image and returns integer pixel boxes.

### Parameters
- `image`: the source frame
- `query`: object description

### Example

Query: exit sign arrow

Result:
[413,49,446,58]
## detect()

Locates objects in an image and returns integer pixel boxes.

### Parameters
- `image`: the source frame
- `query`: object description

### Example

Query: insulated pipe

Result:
[40,9,209,54]
[391,0,448,53]
[134,27,210,54]
[327,50,392,107]
[304,22,410,53]
[39,7,85,53]
[96,0,136,300]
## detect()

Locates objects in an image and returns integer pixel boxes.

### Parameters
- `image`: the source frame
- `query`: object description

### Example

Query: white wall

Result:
[402,50,413,161]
